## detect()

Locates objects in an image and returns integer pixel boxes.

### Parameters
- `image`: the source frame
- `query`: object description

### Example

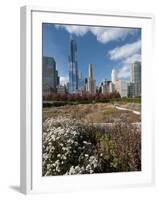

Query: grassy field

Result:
[43,103,141,123]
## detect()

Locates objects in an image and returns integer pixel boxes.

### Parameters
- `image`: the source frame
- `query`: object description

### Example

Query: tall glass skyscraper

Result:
[68,37,78,93]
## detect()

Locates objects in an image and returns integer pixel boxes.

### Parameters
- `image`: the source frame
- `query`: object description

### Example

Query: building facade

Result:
[130,61,141,97]
[87,64,96,94]
[114,80,128,97]
[101,80,112,94]
[68,37,78,93]
[128,82,135,97]
[78,70,85,92]
[57,85,67,94]
[42,56,60,96]
[109,82,115,93]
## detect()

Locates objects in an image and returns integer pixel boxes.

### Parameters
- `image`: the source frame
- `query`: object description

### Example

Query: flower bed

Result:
[42,117,141,176]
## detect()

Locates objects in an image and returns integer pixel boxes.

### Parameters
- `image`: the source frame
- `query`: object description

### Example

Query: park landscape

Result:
[42,96,141,176]
[42,24,141,176]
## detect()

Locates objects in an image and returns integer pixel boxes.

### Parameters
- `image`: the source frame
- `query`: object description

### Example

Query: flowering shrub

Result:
[43,117,99,176]
[42,117,141,176]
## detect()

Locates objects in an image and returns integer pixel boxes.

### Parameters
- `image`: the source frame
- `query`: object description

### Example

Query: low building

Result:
[114,80,128,97]
[101,80,115,94]
[101,80,111,94]
[57,85,66,94]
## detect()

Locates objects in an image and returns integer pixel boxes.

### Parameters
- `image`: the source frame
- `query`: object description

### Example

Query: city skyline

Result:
[42,23,141,86]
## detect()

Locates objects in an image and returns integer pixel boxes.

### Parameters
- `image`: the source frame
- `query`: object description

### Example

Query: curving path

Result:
[114,105,141,115]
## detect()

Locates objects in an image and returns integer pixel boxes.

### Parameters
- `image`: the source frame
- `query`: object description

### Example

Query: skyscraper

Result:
[55,70,60,86]
[130,61,141,96]
[78,70,84,91]
[68,37,78,93]
[87,64,96,94]
[43,56,59,96]
[111,69,117,83]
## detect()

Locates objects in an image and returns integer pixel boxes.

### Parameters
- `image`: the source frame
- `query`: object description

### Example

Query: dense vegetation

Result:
[43,92,120,102]
[42,117,141,176]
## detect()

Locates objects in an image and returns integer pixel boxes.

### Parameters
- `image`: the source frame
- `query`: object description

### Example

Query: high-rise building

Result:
[111,69,117,83]
[87,64,96,94]
[128,82,135,97]
[42,56,60,96]
[55,70,60,86]
[84,78,88,92]
[68,37,78,93]
[78,70,84,91]
[130,61,141,97]
[109,82,115,93]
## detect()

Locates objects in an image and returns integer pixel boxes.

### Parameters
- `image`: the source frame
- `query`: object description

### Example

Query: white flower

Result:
[74,141,78,146]
[57,154,61,158]
[68,166,76,174]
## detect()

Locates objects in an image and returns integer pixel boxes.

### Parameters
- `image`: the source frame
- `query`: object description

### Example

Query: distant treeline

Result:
[43,92,120,102]
[43,92,141,107]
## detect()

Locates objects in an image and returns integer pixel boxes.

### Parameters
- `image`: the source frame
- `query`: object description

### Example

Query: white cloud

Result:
[118,53,141,79]
[95,28,136,44]
[55,25,89,36]
[118,65,130,79]
[108,40,141,79]
[124,53,141,64]
[60,76,69,86]
[108,40,141,60]
[55,25,138,44]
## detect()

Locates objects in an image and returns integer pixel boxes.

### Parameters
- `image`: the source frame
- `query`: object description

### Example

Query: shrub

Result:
[42,118,99,176]
[97,121,141,172]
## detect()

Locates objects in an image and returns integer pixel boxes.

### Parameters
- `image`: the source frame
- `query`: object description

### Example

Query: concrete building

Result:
[130,61,141,97]
[114,80,128,97]
[101,80,112,94]
[57,85,66,94]
[42,56,59,96]
[111,69,118,83]
[87,64,96,94]
[109,82,115,93]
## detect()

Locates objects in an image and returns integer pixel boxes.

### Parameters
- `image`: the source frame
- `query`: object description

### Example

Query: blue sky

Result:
[42,23,141,86]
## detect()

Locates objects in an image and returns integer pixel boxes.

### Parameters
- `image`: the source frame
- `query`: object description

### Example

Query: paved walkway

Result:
[115,106,141,115]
